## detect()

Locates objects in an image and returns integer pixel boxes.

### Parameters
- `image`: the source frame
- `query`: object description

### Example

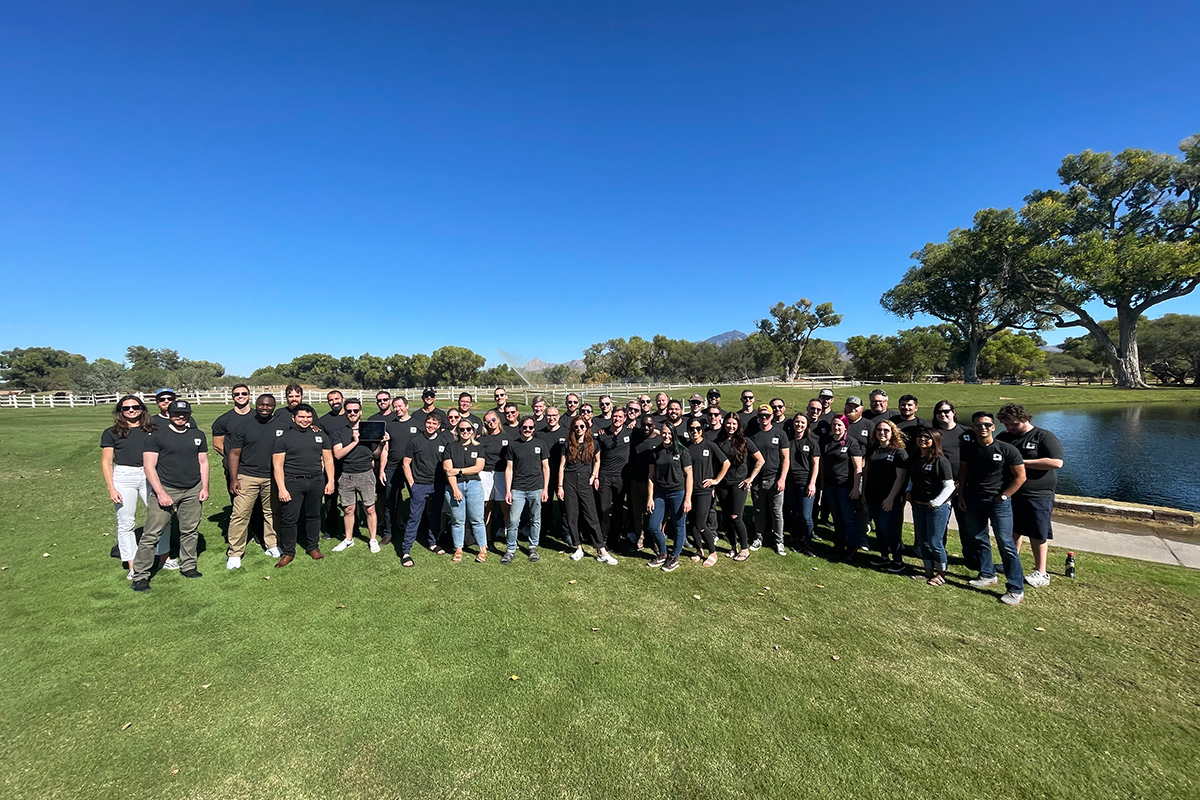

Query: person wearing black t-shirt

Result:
[411,388,450,433]
[225,394,290,569]
[747,407,790,555]
[272,404,335,566]
[663,400,688,441]
[930,401,974,568]
[893,394,925,458]
[317,391,349,540]
[715,412,764,561]
[503,417,550,564]
[477,411,510,550]
[820,415,866,559]
[626,414,658,550]
[561,393,582,423]
[131,400,209,590]
[559,417,614,564]
[863,389,896,424]
[369,391,395,423]
[101,395,169,577]
[959,411,1027,605]
[456,392,483,437]
[998,403,1064,588]
[330,400,386,554]
[702,406,724,442]
[643,423,694,572]
[379,398,418,546]
[151,387,193,431]
[805,398,833,526]
[211,384,253,483]
[736,389,757,432]
[500,403,522,439]
[595,408,632,553]
[686,419,729,567]
[784,413,820,557]
[862,420,910,572]
[281,384,304,419]
[908,428,956,586]
[401,413,451,565]
[842,395,874,535]
[442,421,487,563]
[489,387,509,420]
[538,407,570,544]
[652,392,670,424]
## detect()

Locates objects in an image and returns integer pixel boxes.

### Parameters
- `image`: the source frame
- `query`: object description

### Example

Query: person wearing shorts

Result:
[998,403,1064,588]
[330,399,385,554]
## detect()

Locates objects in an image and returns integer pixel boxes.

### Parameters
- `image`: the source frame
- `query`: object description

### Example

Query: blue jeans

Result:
[445,480,485,550]
[826,484,864,550]
[507,489,543,552]
[965,495,1023,593]
[912,502,951,572]
[784,482,815,549]
[403,483,443,554]
[649,490,687,558]
[868,498,905,560]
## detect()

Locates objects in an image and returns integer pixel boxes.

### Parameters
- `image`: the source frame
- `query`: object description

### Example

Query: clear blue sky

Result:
[3,1,1198,376]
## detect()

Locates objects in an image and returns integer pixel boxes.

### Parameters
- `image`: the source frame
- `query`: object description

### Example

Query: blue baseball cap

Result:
[155,387,176,398]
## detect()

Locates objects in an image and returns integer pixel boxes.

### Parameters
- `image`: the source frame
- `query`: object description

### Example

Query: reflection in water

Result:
[1032,405,1200,512]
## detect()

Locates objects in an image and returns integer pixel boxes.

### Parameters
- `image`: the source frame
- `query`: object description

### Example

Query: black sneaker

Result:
[661,556,680,572]
[647,554,667,568]
[131,579,150,592]
[528,548,540,563]
[869,557,893,568]
[886,561,907,574]
[181,569,202,578]
[801,547,816,557]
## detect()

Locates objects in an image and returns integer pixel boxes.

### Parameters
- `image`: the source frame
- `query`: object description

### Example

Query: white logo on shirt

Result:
[672,454,680,461]
[886,453,894,461]
[924,464,933,471]
[623,436,630,443]
[992,453,1003,461]
[194,438,202,446]
[801,445,810,452]
[702,449,709,457]
[409,426,417,434]
[534,446,542,454]
[315,436,323,443]
[437,445,445,453]
[470,451,478,459]
[771,437,779,445]
[502,439,509,446]
[276,430,284,437]
[840,447,848,454]
[1025,441,1037,450]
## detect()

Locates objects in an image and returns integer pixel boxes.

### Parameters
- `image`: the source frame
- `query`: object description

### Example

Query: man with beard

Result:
[225,394,288,568]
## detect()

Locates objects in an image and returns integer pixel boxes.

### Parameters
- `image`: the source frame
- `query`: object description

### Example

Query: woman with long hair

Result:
[784,412,820,557]
[715,412,764,562]
[645,423,693,572]
[101,395,171,578]
[477,411,509,551]
[819,415,866,560]
[685,418,729,567]
[908,427,955,586]
[443,419,487,563]
[559,417,617,564]
[863,420,910,573]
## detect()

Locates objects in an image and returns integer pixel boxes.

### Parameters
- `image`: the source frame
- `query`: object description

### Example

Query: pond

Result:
[1030,404,1200,512]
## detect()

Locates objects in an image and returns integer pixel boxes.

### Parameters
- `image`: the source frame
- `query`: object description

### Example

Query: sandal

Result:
[475,549,487,563]
[452,549,463,563]
[430,545,446,556]
[401,553,415,567]
[690,554,702,563]
[703,552,719,568]
[733,550,749,562]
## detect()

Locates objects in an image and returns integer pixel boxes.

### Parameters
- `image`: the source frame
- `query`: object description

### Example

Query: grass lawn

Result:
[1,405,1198,800]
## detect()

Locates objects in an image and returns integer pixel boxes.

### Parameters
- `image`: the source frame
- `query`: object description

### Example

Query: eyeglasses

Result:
[233,392,249,398]
[688,425,703,431]
[759,413,771,419]
[936,409,954,415]
[626,408,639,414]
[121,405,143,411]
[708,411,722,416]
[742,395,754,401]
[600,401,611,407]
[973,422,995,429]
[457,426,473,433]
[505,410,518,416]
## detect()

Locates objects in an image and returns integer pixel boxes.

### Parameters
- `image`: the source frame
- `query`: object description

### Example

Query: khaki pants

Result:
[227,474,280,557]
[133,483,202,581]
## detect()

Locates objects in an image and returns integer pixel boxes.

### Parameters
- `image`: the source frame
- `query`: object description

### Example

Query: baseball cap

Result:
[155,387,176,398]
[168,399,192,416]
[707,388,721,397]
[845,396,863,407]
[689,393,704,402]
[819,388,834,398]
[422,388,437,399]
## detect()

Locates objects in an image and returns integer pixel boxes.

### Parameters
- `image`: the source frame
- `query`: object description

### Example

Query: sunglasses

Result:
[347,409,361,414]
[936,409,954,415]
[973,422,995,429]
[457,426,473,433]
[233,392,249,397]
[759,413,771,419]
[771,404,784,410]
[520,425,536,431]
[688,425,703,431]
[600,401,611,407]
[121,405,144,411]
[573,424,587,430]
[505,410,518,415]
[742,396,754,401]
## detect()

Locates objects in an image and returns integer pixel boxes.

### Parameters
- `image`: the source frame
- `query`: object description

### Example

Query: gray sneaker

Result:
[1000,591,1024,606]
[500,551,515,565]
[968,575,999,588]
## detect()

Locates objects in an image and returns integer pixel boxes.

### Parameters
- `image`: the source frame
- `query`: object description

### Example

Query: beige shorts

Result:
[338,470,377,507]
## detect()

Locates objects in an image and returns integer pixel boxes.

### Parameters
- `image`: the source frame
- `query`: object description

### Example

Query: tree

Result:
[542,364,576,384]
[478,363,521,386]
[353,354,389,388]
[173,359,225,391]
[76,358,128,395]
[1018,134,1200,388]
[756,299,843,382]
[891,326,953,381]
[426,346,486,386]
[882,208,1053,383]
[0,347,87,391]
[977,330,1045,381]
[1139,314,1200,384]
[794,338,843,375]
[844,335,894,381]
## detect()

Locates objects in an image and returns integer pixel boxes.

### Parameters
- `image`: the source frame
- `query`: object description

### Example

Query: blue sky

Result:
[3,1,1198,376]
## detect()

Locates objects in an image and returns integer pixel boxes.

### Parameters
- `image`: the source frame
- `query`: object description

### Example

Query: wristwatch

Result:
[998,494,1008,502]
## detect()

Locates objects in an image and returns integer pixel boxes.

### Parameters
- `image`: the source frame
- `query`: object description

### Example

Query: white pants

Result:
[113,465,169,561]
[479,470,495,501]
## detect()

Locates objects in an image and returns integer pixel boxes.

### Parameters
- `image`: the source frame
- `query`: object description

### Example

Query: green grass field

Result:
[1,400,1198,800]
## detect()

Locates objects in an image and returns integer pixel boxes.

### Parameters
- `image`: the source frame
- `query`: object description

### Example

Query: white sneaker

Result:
[570,547,585,562]
[162,557,180,571]
[1025,571,1051,588]
[332,539,355,552]
[968,575,999,588]
[596,553,619,565]
[1000,591,1024,606]
[126,569,134,580]
[226,556,242,570]
[264,546,282,558]
[369,539,381,554]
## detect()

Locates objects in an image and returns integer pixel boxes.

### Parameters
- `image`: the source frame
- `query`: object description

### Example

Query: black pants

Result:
[543,481,566,543]
[715,482,749,550]
[597,473,627,548]
[563,471,603,548]
[322,464,343,537]
[280,475,324,556]
[689,490,716,552]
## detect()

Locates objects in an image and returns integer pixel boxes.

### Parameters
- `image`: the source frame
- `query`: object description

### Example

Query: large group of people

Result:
[100,383,1064,605]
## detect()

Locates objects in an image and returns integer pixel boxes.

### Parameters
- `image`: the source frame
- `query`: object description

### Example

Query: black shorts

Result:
[1011,494,1054,540]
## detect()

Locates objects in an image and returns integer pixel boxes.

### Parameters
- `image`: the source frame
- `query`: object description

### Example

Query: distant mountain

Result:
[524,358,586,372]
[701,330,747,346]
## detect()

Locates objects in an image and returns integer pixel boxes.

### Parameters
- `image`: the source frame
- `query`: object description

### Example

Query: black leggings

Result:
[688,490,716,552]
[280,475,325,556]
[597,473,627,548]
[563,470,603,548]
[716,482,749,550]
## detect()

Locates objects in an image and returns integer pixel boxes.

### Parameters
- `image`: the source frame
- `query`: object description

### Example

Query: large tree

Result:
[1018,135,1200,388]
[756,299,843,382]
[882,208,1051,383]
[426,346,486,386]
[0,347,88,391]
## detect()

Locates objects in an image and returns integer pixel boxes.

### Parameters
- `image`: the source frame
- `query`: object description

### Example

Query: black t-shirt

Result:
[687,439,728,491]
[563,446,594,476]
[933,423,972,475]
[651,446,692,493]
[703,426,722,443]
[505,437,549,492]
[597,428,633,477]
[101,426,151,468]
[788,435,818,484]
[537,426,569,478]
[820,435,865,488]
[211,408,253,453]
[863,408,898,423]
[146,425,207,489]
[592,416,614,437]
[332,425,377,474]
[844,415,872,448]
[718,436,760,485]
[317,411,349,436]
[961,439,1024,499]
[893,415,926,455]
[403,434,447,485]
[368,410,396,423]
[228,413,292,478]
[910,456,954,503]
[478,434,508,472]
[736,410,757,433]
[383,417,422,469]
[445,441,483,482]
[273,425,332,479]
[152,412,195,430]
[410,407,450,433]
[998,426,1063,497]
[748,427,789,486]
[629,428,656,480]
[864,447,910,504]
